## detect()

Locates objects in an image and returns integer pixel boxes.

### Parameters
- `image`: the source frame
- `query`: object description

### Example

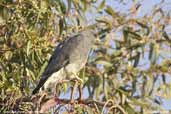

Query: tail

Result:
[32,75,49,95]
[32,86,41,95]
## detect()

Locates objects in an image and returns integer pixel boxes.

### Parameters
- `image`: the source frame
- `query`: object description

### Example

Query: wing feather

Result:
[32,40,69,94]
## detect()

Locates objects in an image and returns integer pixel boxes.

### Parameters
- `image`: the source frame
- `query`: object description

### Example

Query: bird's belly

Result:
[64,62,84,79]
[43,63,84,90]
[44,64,80,90]
[43,68,66,90]
[65,62,81,71]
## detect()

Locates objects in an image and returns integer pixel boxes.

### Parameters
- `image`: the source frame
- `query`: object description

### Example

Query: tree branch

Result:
[40,97,114,113]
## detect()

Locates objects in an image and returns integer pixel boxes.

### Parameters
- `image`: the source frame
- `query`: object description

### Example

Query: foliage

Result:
[0,0,171,113]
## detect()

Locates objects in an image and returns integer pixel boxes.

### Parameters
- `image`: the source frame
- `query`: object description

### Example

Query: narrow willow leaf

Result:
[0,81,4,88]
[82,0,87,11]
[40,0,48,13]
[124,103,136,114]
[163,31,171,42]
[96,18,112,29]
[130,98,150,108]
[59,1,67,14]
[96,83,102,100]
[96,60,112,67]
[85,106,94,114]
[63,83,68,94]
[152,44,159,64]
[123,29,128,43]
[112,50,122,57]
[67,0,71,12]
[35,50,43,64]
[116,88,129,96]
[161,74,166,84]
[133,52,140,67]
[105,6,116,17]
[128,31,142,40]
[26,41,31,56]
[136,21,150,35]
[59,18,64,36]
[98,0,105,11]
[28,70,36,81]
[149,43,154,60]
[38,61,48,77]
[144,75,153,96]
[4,51,12,60]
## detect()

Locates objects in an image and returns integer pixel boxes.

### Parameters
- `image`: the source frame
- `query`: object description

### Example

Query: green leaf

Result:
[163,31,171,42]
[59,18,64,36]
[40,0,48,13]
[96,18,113,29]
[105,6,116,17]
[124,103,136,114]
[38,61,48,77]
[133,52,140,67]
[59,1,67,14]
[95,60,112,67]
[63,83,68,94]
[26,41,31,56]
[4,51,12,60]
[149,43,154,60]
[98,0,105,11]
[130,98,150,108]
[136,21,150,35]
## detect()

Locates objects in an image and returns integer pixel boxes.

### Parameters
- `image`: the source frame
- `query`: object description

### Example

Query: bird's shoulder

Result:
[42,33,81,75]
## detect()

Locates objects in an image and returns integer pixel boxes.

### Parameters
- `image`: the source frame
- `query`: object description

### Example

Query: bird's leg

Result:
[51,83,58,98]
[70,80,78,103]
[70,74,84,103]
[78,84,83,101]
[75,75,84,101]
[69,72,84,103]
[38,90,48,109]
[39,89,48,100]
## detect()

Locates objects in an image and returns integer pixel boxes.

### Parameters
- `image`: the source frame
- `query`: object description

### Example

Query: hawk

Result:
[32,29,95,100]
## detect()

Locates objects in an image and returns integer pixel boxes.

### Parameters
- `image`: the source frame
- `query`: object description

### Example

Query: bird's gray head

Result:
[79,29,97,43]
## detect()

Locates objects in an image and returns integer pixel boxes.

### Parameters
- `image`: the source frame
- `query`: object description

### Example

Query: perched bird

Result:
[32,29,95,100]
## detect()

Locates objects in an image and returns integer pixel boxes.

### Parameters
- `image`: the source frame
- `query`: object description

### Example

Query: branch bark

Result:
[40,97,113,113]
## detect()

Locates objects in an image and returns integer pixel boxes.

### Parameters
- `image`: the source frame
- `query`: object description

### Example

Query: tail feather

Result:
[32,86,40,95]
[32,75,49,95]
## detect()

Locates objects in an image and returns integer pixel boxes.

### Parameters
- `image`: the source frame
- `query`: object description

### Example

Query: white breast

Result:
[43,68,66,90]
[43,62,84,90]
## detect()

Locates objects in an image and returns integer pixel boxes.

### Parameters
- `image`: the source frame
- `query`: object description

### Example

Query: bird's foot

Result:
[39,91,47,102]
[58,79,70,84]
[36,91,48,109]
[74,76,83,84]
